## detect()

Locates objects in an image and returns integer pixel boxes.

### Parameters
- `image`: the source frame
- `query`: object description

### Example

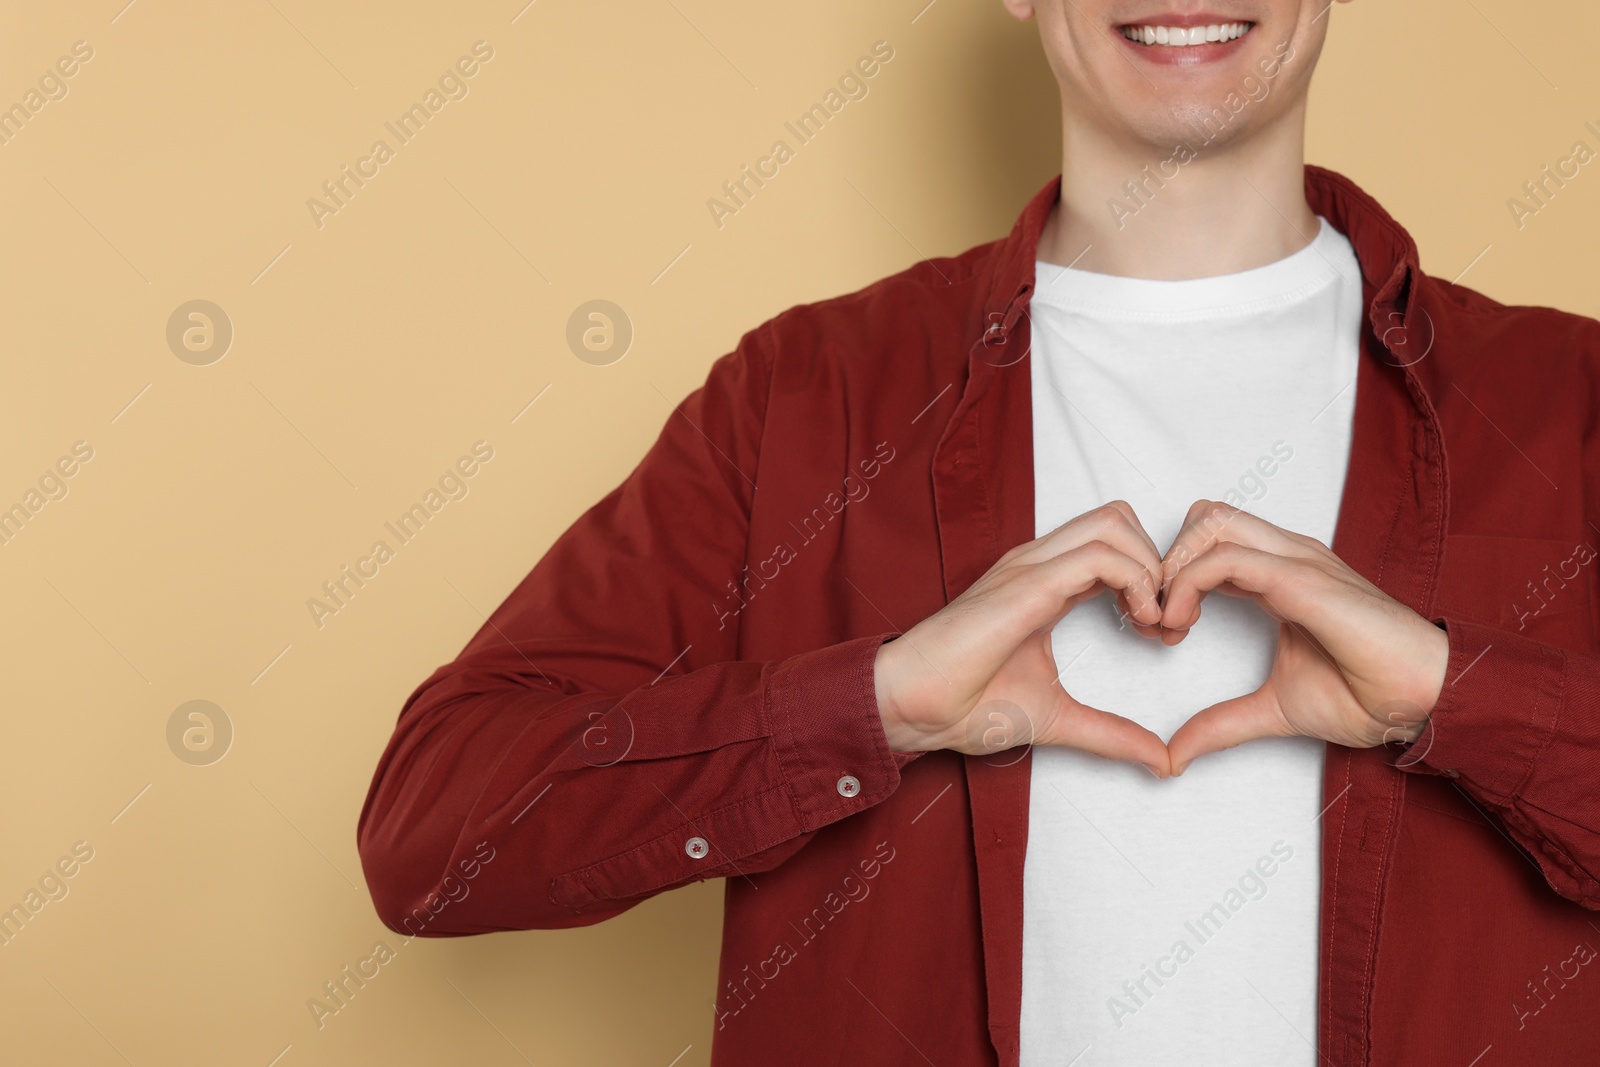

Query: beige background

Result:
[0,1,1593,1063]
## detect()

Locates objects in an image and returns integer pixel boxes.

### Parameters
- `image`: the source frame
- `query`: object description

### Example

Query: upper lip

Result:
[1116,12,1255,27]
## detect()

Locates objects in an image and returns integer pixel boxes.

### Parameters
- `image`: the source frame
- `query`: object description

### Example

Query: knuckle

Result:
[1076,537,1114,560]
[1300,532,1331,552]
[1082,509,1123,540]
[1211,541,1247,565]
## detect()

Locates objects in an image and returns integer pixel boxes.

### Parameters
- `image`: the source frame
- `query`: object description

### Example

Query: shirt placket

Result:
[946,236,1447,1066]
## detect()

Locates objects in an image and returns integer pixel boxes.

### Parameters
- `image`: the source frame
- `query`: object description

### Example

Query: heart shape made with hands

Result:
[1080,499,1448,778]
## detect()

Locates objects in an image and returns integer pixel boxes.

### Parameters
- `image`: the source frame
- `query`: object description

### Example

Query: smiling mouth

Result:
[1118,21,1255,46]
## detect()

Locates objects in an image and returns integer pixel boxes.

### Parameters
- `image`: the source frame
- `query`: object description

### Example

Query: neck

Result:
[1039,101,1319,280]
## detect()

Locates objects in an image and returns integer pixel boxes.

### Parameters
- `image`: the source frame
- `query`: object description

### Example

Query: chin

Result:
[1115,46,1299,151]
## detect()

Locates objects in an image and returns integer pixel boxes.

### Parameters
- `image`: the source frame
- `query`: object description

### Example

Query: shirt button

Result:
[685,836,709,859]
[837,775,861,798]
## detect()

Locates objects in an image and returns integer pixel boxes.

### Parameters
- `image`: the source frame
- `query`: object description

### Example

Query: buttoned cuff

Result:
[767,631,920,832]
[1396,615,1565,804]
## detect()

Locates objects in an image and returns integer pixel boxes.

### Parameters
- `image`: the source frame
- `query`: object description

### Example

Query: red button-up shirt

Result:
[357,167,1600,1066]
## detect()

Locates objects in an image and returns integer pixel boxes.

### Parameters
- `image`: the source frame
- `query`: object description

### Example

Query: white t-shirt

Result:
[1019,217,1363,1066]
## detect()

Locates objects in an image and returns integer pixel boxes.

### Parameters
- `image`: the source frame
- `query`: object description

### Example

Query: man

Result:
[357,1,1600,1063]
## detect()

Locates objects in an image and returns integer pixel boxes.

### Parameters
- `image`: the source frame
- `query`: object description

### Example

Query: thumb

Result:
[1035,688,1173,779]
[1166,684,1285,776]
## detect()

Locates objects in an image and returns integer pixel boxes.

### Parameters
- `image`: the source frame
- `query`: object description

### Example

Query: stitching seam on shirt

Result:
[973,378,1003,565]
[1513,644,1567,802]
[1326,753,1350,1058]
[769,657,810,832]
[556,782,797,903]
[1358,770,1400,1066]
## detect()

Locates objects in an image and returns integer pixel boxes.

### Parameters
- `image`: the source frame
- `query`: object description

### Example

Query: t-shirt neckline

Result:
[1031,216,1355,317]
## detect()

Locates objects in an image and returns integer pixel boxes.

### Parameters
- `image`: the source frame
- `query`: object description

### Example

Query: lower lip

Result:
[1116,27,1254,66]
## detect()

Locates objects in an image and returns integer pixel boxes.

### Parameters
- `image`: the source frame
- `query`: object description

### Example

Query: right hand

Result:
[873,501,1171,776]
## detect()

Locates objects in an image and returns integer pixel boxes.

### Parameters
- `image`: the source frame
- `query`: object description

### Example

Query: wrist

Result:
[1417,617,1452,717]
[1370,621,1448,746]
[873,638,923,753]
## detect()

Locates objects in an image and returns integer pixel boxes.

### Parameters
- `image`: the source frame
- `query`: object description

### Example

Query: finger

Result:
[1015,501,1165,608]
[1123,615,1164,641]
[1033,540,1164,629]
[1041,499,1164,565]
[1166,686,1289,775]
[938,542,1161,675]
[1159,541,1303,633]
[1161,499,1328,588]
[1099,499,1165,566]
[1026,503,1163,584]
[1036,688,1173,777]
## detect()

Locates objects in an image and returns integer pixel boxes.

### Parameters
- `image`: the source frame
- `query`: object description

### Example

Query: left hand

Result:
[1157,500,1451,776]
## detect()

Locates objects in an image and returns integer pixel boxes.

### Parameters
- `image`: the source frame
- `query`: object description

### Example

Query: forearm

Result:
[356,632,916,934]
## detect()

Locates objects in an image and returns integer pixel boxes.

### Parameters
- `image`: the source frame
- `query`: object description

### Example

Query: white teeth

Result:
[1121,21,1253,46]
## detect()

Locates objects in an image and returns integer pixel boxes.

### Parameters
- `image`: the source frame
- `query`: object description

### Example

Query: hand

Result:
[1158,500,1451,775]
[874,501,1173,775]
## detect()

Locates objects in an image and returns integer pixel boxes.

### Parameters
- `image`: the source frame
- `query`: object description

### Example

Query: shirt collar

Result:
[983,165,1426,356]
